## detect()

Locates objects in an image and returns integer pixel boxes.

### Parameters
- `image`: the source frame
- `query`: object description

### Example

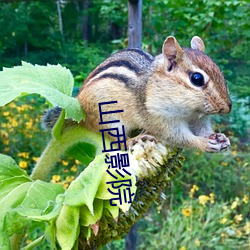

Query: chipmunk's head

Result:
[156,36,232,115]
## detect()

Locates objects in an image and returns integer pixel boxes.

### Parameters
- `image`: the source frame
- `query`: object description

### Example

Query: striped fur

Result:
[77,36,232,153]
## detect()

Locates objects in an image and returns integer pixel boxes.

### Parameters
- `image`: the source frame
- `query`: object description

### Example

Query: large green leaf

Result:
[0,154,30,181]
[66,142,96,166]
[56,205,80,250]
[0,62,85,121]
[63,154,107,213]
[0,154,65,248]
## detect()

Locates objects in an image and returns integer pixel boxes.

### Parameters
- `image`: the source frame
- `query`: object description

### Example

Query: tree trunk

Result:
[56,0,63,36]
[125,223,137,250]
[128,0,142,48]
[82,0,90,41]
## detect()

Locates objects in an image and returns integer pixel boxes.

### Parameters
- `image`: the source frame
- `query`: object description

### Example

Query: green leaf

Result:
[21,235,45,250]
[79,199,103,227]
[56,205,80,250]
[0,176,31,201]
[66,142,96,166]
[52,109,65,139]
[64,154,107,213]
[96,165,137,213]
[103,200,119,220]
[45,220,56,249]
[0,62,85,122]
[0,154,30,181]
[20,181,64,213]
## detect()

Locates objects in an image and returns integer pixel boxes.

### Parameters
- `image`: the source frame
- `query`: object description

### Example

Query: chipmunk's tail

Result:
[41,106,62,130]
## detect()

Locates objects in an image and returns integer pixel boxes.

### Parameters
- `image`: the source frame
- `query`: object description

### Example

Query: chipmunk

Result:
[43,36,232,153]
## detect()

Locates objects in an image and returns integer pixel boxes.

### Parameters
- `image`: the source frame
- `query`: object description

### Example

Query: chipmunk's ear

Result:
[191,36,205,52]
[162,36,184,63]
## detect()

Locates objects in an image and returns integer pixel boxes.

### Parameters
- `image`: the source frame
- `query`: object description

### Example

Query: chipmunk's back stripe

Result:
[120,48,154,62]
[91,60,140,79]
[96,73,130,85]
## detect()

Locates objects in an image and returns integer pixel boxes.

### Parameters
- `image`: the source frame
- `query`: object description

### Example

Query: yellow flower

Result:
[63,182,69,189]
[231,198,240,209]
[236,229,242,237]
[221,162,228,167]
[182,207,192,217]
[0,130,8,138]
[75,159,81,165]
[209,193,215,204]
[51,175,61,183]
[3,111,9,116]
[66,176,75,182]
[189,184,199,197]
[198,195,210,206]
[221,232,227,238]
[18,152,30,159]
[62,160,69,166]
[234,214,243,224]
[194,238,201,247]
[32,157,39,163]
[70,165,77,172]
[11,119,18,127]
[179,247,186,250]
[243,195,248,204]
[9,102,16,108]
[19,161,28,169]
[220,217,228,224]
[232,150,237,156]
[26,121,33,129]
[244,221,250,234]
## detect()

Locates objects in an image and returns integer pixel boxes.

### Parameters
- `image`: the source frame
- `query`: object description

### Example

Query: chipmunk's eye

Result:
[190,72,204,87]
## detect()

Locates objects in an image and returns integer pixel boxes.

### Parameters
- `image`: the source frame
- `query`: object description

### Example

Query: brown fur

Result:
[77,36,232,152]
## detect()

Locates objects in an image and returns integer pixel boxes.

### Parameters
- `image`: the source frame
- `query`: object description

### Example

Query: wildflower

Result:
[0,130,8,138]
[234,214,243,224]
[179,247,186,250]
[198,195,210,206]
[221,162,228,167]
[11,119,18,127]
[182,207,192,217]
[62,160,69,166]
[232,150,237,156]
[236,229,243,237]
[221,232,227,238]
[32,157,39,162]
[220,217,228,224]
[18,152,30,159]
[66,176,75,182]
[71,165,77,172]
[75,159,81,165]
[19,161,28,169]
[51,175,61,183]
[194,238,201,247]
[244,221,250,234]
[209,193,215,204]
[26,121,33,129]
[243,195,248,204]
[63,182,69,189]
[189,184,199,198]
[3,111,9,116]
[231,197,240,209]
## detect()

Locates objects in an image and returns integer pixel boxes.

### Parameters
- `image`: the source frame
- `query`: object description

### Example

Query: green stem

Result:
[30,125,107,181]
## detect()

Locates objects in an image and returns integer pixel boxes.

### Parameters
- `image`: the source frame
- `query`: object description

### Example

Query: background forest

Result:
[0,0,249,249]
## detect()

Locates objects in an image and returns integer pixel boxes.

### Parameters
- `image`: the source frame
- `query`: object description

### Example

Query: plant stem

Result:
[30,125,107,181]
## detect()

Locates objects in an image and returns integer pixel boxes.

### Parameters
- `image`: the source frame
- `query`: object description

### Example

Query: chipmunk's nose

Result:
[219,101,232,114]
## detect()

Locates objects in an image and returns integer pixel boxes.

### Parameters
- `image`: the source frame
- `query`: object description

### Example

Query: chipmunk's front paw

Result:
[127,134,156,152]
[206,133,230,152]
